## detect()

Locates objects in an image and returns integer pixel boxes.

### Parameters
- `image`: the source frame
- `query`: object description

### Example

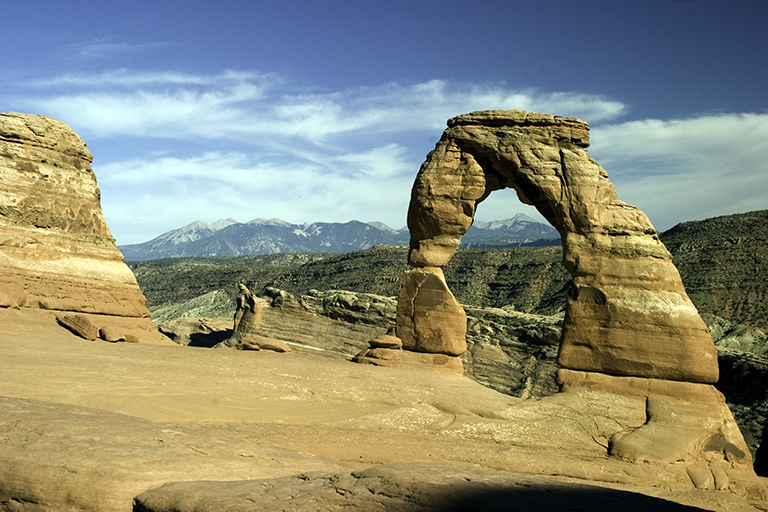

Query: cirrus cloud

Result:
[14,70,627,146]
[5,68,767,243]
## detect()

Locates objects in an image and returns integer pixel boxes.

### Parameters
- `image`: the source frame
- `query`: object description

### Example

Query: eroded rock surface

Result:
[2,307,767,511]
[401,109,717,383]
[0,112,166,343]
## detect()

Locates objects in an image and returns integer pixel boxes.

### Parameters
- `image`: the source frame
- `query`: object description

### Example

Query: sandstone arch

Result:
[396,110,718,384]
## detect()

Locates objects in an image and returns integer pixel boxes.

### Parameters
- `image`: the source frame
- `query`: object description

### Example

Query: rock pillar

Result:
[395,267,467,356]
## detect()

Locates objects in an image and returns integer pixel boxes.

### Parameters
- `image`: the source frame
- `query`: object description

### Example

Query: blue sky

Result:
[2,0,767,245]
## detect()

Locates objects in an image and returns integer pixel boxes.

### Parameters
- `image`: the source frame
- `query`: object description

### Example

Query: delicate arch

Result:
[396,110,718,384]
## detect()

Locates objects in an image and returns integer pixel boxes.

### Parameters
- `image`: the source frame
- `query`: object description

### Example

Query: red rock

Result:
[400,109,717,383]
[0,112,170,344]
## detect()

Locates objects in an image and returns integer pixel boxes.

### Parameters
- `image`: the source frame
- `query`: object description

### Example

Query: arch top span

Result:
[407,109,621,268]
[446,109,590,145]
[400,109,719,384]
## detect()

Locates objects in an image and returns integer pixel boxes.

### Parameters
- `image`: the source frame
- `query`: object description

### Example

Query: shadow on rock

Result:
[133,464,710,512]
[188,330,232,348]
[441,486,709,512]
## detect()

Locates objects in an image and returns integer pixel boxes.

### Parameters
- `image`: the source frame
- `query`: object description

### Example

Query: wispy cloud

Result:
[28,69,271,88]
[15,70,627,147]
[65,39,175,59]
[590,113,768,229]
[7,68,767,243]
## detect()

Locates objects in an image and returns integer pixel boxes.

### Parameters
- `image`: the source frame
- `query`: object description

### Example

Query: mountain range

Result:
[118,213,560,261]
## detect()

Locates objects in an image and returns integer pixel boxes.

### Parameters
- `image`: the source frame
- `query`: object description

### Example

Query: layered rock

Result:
[388,110,754,474]
[214,284,293,352]
[0,112,166,343]
[400,109,717,383]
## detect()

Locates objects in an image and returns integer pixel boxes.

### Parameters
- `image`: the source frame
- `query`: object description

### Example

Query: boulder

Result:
[0,112,168,344]
[368,332,403,349]
[239,335,292,353]
[353,347,464,374]
[57,313,98,340]
[99,325,125,342]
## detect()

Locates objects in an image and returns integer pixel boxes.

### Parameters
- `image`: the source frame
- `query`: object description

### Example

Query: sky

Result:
[2,0,767,245]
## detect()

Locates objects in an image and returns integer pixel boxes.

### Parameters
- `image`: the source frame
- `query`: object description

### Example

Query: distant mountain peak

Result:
[247,217,293,227]
[118,215,559,261]
[366,221,400,234]
[473,213,541,230]
[179,220,213,231]
[210,218,239,230]
[512,213,537,223]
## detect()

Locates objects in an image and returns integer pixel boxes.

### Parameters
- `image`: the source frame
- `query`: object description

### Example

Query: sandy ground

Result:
[1,308,766,511]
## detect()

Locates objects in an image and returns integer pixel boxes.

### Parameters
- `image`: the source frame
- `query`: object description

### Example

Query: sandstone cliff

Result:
[0,112,167,343]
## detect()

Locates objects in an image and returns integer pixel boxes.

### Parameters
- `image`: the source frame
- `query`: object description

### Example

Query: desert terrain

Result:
[2,110,767,511]
[2,307,764,511]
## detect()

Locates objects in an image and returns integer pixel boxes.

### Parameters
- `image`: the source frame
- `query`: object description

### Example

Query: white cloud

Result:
[333,144,411,178]
[11,68,767,242]
[590,113,768,230]
[28,69,271,88]
[16,70,627,147]
[98,146,416,244]
[63,40,175,59]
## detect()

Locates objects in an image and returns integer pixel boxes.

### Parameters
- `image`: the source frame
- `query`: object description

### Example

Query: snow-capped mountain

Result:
[118,214,559,261]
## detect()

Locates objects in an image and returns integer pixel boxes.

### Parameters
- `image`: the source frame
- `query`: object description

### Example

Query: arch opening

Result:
[396,110,719,385]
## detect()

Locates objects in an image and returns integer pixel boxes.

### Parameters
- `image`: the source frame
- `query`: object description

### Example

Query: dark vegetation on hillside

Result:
[663,210,768,330]
[128,209,768,328]
[129,245,570,317]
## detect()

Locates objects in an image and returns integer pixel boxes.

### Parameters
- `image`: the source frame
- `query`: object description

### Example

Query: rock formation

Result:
[0,112,167,343]
[385,110,753,473]
[400,109,717,383]
[216,284,292,352]
[159,317,232,347]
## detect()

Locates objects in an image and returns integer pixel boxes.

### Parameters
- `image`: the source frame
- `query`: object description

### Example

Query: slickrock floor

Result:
[0,308,764,511]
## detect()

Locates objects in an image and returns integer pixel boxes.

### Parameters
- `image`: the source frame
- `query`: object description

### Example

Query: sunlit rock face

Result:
[0,112,164,342]
[395,266,467,356]
[400,109,718,384]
